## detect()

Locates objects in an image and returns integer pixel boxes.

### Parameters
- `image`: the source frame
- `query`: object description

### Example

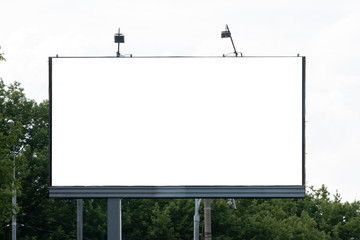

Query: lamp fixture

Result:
[114,28,125,57]
[221,24,242,57]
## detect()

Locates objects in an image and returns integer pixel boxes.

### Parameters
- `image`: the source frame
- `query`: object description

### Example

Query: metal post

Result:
[12,145,16,240]
[77,199,83,240]
[204,199,211,240]
[108,198,122,240]
[226,25,238,57]
[120,199,122,240]
[116,28,120,57]
[7,119,16,240]
[194,199,201,240]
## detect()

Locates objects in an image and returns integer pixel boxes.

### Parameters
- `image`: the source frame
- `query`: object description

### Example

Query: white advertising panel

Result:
[50,57,304,190]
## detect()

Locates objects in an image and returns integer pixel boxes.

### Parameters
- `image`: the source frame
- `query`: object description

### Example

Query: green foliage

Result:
[148,202,176,238]
[0,79,27,224]
[0,46,5,62]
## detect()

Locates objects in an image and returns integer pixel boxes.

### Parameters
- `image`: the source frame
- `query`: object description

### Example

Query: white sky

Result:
[1,0,360,202]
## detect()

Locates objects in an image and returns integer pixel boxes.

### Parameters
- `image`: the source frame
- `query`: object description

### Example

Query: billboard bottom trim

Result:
[49,185,305,198]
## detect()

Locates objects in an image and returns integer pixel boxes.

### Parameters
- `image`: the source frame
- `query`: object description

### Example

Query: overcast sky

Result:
[1,0,360,202]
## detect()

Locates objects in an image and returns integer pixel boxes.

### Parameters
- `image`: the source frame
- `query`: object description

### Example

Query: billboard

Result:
[49,56,305,198]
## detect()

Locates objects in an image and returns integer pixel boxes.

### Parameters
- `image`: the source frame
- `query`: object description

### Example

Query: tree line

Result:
[1,71,360,239]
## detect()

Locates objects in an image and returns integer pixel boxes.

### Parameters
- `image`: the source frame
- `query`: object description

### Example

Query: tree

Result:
[0,79,34,237]
[148,202,176,238]
[0,49,10,223]
[0,46,5,62]
[0,112,20,224]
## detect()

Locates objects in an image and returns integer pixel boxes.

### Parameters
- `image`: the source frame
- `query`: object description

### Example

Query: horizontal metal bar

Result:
[49,55,304,59]
[49,186,305,199]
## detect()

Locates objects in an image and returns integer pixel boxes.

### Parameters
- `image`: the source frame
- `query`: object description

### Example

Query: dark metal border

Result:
[49,57,53,187]
[49,55,306,198]
[302,57,306,186]
[48,55,302,59]
[49,186,305,198]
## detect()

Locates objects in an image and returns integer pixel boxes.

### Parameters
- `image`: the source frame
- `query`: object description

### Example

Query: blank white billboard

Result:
[51,57,303,187]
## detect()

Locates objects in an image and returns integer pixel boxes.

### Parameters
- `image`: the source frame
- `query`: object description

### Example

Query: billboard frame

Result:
[48,55,306,198]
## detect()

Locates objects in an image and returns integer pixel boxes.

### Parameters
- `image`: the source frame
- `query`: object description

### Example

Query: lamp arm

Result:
[226,25,238,57]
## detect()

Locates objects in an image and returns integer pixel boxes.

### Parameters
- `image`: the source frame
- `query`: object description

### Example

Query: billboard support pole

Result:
[194,199,202,240]
[204,199,211,240]
[108,198,122,240]
[77,199,83,240]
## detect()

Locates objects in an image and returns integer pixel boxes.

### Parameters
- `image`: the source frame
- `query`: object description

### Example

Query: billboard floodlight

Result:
[114,28,124,57]
[227,198,237,210]
[114,33,124,43]
[221,29,231,38]
[221,24,242,57]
